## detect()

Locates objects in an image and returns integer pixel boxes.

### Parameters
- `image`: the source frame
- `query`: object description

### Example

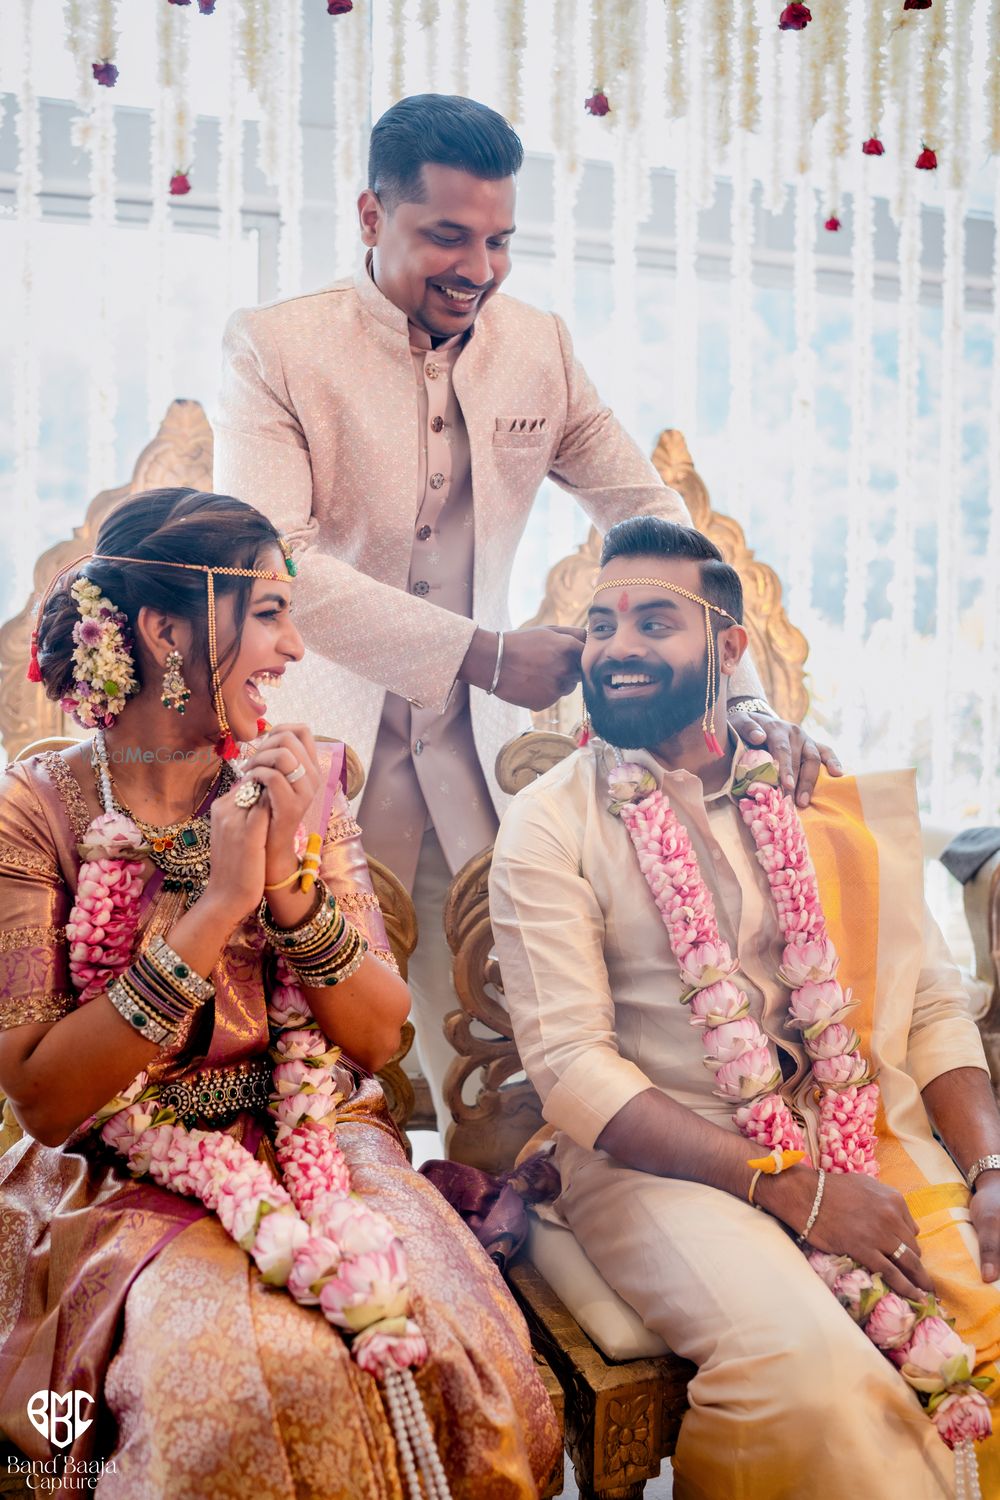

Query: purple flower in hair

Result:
[75,619,105,647]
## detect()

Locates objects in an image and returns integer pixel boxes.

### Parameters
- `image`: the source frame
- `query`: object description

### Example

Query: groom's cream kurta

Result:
[490,743,996,1500]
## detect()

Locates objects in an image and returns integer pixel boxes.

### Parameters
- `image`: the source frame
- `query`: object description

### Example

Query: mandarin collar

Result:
[598,728,748,806]
[356,250,476,353]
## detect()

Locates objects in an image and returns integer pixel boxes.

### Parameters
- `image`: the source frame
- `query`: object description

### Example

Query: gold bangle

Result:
[264,864,302,892]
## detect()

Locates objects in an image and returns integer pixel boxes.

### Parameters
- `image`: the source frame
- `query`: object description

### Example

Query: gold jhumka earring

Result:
[161,650,190,714]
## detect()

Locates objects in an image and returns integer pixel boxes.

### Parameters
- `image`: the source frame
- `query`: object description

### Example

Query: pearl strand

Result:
[955,1438,983,1500]
[383,1371,423,1500]
[92,728,115,814]
[400,1366,452,1499]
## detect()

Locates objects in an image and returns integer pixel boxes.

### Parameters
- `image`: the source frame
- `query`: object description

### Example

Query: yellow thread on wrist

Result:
[299,833,323,894]
[264,865,301,893]
[747,1148,806,1175]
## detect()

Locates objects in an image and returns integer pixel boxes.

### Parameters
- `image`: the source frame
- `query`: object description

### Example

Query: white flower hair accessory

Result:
[60,576,139,729]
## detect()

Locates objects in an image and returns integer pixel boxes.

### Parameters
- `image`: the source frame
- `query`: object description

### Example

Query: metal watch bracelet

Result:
[967,1155,1000,1190]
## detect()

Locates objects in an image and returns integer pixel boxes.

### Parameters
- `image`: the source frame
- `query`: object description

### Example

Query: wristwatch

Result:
[727,696,773,718]
[966,1155,1000,1189]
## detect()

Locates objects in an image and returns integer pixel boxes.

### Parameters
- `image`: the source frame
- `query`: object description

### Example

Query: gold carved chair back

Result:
[443,433,810,1171]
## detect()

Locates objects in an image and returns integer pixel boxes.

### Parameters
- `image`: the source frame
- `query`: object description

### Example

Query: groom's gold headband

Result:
[591,576,740,757]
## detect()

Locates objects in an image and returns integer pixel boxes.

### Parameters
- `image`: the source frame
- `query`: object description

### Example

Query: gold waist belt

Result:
[157,1057,273,1128]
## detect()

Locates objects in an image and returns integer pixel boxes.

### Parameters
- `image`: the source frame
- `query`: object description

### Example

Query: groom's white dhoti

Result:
[490,742,1000,1499]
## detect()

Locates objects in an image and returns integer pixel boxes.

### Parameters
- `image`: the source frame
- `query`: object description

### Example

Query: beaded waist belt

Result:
[157,1058,273,1128]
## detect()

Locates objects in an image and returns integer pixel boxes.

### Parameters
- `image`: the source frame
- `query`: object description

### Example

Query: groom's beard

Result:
[582,652,709,750]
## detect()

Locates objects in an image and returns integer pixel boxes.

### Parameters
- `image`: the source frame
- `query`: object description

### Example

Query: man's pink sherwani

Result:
[212,264,691,819]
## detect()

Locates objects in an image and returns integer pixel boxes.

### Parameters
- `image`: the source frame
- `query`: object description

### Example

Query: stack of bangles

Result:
[259,877,368,988]
[107,934,216,1047]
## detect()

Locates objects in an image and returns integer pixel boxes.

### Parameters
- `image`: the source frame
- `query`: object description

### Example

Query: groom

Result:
[490,516,1000,1497]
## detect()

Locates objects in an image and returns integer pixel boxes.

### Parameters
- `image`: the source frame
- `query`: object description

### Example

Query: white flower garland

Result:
[984,165,1000,818]
[789,174,818,627]
[63,0,96,106]
[255,0,281,185]
[503,0,527,128]
[919,0,946,159]
[388,0,406,101]
[551,0,582,323]
[86,86,118,502]
[13,0,42,613]
[217,0,245,294]
[589,0,609,96]
[862,0,887,143]
[736,0,760,135]
[987,0,1000,158]
[418,0,440,95]
[276,0,304,297]
[663,0,686,120]
[451,0,469,97]
[708,0,734,155]
[764,18,789,216]
[334,0,370,277]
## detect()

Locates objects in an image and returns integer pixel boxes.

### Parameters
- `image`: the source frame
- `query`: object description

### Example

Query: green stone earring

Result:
[161,649,191,714]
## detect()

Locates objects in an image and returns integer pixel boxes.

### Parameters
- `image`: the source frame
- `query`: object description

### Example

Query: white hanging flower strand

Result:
[417,0,440,93]
[503,0,527,128]
[388,0,406,101]
[451,0,470,97]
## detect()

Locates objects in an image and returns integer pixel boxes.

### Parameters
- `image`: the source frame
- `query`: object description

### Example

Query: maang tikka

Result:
[161,649,191,714]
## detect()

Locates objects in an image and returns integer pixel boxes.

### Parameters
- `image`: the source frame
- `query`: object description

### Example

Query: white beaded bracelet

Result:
[797,1167,827,1246]
[486,631,505,695]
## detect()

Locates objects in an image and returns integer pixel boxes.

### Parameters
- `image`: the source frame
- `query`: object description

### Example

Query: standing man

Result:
[214,94,836,1131]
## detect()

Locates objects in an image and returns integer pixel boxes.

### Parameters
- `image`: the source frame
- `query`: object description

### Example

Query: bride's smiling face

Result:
[215,551,303,742]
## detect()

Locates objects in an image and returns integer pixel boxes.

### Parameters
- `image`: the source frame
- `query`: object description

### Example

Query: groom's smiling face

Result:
[581,556,722,750]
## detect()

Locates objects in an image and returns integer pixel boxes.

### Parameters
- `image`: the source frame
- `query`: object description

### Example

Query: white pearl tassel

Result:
[955,1438,983,1500]
[383,1369,453,1500]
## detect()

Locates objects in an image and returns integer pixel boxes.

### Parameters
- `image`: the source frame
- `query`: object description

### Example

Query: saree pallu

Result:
[0,748,559,1498]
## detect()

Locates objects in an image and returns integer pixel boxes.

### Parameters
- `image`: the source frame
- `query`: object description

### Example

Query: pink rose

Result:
[899,1317,976,1395]
[812,1051,870,1088]
[833,1266,875,1321]
[252,1207,310,1285]
[688,979,751,1028]
[865,1291,919,1351]
[779,939,839,987]
[807,1250,857,1290]
[712,1045,780,1100]
[288,1234,342,1303]
[319,1241,410,1332]
[353,1318,429,1378]
[702,1016,766,1065]
[804,1022,861,1060]
[932,1390,992,1449]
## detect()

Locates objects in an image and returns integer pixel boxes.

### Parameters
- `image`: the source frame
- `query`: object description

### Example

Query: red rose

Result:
[824,216,841,231]
[915,145,937,169]
[585,91,611,116]
[862,137,885,155]
[778,3,812,29]
[198,0,217,11]
[92,60,118,87]
[903,0,932,9]
[169,172,192,196]
[327,0,353,12]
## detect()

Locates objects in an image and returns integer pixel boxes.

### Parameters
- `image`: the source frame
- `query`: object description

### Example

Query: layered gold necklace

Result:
[92,730,233,904]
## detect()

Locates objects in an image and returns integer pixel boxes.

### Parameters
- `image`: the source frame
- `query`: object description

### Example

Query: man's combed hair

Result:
[368,95,524,210]
[600,517,744,624]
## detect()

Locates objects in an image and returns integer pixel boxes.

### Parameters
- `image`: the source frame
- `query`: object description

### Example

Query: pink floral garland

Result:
[66,809,451,1500]
[609,747,991,1467]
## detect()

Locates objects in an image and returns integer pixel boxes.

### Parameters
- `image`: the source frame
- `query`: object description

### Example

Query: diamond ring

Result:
[891,1242,908,1262]
[285,763,306,785]
[234,778,263,809]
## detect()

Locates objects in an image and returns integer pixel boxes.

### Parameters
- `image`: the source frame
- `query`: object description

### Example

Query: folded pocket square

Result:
[495,416,548,433]
[493,416,550,449]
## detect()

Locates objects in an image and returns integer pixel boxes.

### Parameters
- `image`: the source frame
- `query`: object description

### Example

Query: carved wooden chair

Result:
[442,433,809,1499]
[0,401,419,1144]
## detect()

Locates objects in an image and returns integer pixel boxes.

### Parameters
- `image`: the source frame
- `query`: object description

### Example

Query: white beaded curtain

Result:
[1,0,998,827]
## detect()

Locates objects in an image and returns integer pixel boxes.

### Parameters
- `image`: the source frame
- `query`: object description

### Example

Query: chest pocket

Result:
[493,416,550,449]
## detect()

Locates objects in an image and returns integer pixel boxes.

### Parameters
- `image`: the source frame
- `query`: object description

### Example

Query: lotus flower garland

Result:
[608,743,991,1466]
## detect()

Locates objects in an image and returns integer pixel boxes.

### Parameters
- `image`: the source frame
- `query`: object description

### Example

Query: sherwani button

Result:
[430,416,444,432]
[417,525,432,540]
[425,362,440,379]
[429,473,445,490]
[413,580,430,596]
[414,740,424,755]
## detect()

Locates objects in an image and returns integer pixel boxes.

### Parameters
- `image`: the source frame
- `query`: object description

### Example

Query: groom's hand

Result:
[460,626,585,711]
[970,1176,1000,1283]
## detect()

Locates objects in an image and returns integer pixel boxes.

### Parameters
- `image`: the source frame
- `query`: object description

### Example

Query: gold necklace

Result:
[92,735,232,904]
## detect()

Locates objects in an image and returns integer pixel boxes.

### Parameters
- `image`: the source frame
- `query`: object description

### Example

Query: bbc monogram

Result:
[27,1389,94,1448]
